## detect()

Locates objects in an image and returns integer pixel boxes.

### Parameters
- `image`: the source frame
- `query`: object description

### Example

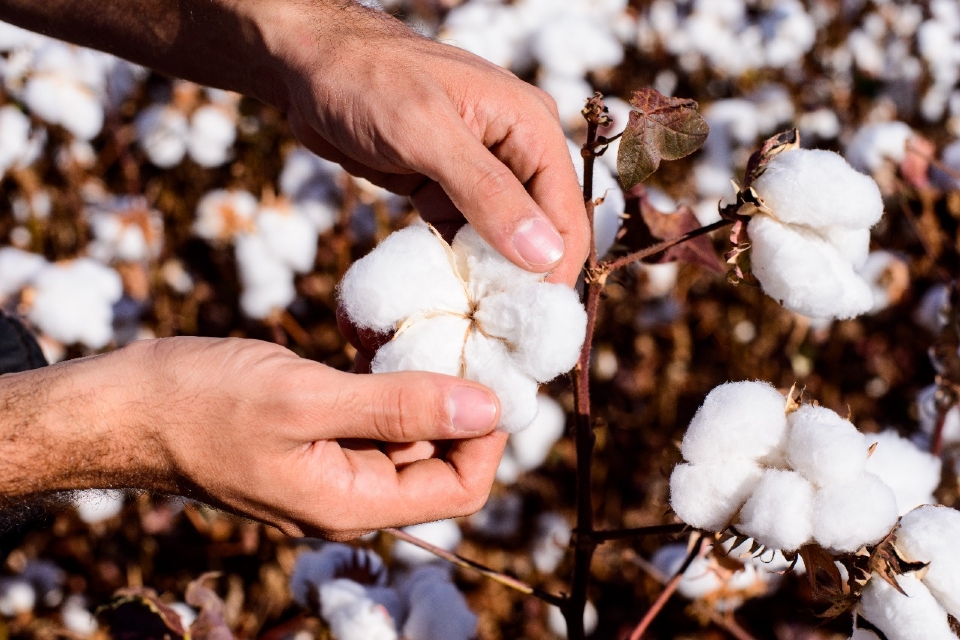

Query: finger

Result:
[329,370,500,441]
[382,440,441,467]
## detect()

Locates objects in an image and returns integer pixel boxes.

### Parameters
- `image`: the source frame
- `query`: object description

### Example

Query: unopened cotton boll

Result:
[859,573,958,640]
[737,469,815,551]
[392,520,461,566]
[864,432,941,515]
[895,506,960,619]
[670,460,763,531]
[811,473,898,552]
[531,511,571,574]
[73,489,125,524]
[786,404,868,487]
[681,381,788,465]
[401,569,477,640]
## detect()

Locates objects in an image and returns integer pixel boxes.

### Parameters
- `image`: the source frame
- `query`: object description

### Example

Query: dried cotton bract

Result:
[747,147,884,320]
[338,224,587,432]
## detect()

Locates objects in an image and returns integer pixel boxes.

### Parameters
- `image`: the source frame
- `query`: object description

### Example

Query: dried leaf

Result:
[97,587,187,640]
[798,544,844,598]
[186,573,235,640]
[873,528,928,595]
[617,88,709,188]
[743,128,801,187]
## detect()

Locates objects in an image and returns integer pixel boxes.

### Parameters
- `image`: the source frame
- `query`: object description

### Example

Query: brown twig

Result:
[603,218,732,274]
[590,523,688,543]
[381,528,566,607]
[629,534,705,640]
[931,400,952,458]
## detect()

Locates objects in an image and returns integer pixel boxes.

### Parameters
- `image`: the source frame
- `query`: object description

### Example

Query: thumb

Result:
[332,370,500,442]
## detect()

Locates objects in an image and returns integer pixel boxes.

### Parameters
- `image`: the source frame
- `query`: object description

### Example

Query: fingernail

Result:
[512,218,565,266]
[448,386,498,433]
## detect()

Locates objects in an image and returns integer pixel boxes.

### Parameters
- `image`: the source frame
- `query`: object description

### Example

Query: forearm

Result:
[0,346,171,506]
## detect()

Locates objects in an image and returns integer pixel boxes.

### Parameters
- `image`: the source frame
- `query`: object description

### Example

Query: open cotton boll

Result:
[256,203,319,273]
[0,247,46,299]
[0,105,33,176]
[194,189,258,242]
[651,545,723,599]
[451,224,541,301]
[786,404,869,487]
[87,200,164,263]
[134,104,189,168]
[290,544,387,608]
[235,234,296,319]
[319,580,398,640]
[811,472,898,552]
[896,506,960,619]
[0,579,36,616]
[61,595,97,636]
[859,573,958,640]
[463,336,540,432]
[917,385,960,446]
[531,511,571,574]
[401,569,477,640]
[532,14,623,78]
[339,225,469,334]
[864,431,941,515]
[187,104,236,168]
[752,149,883,230]
[28,259,122,349]
[748,214,874,320]
[680,381,788,465]
[537,73,593,129]
[670,460,763,531]
[372,315,470,378]
[73,489,124,524]
[845,121,914,174]
[566,138,625,257]
[547,600,598,639]
[392,520,462,566]
[280,147,342,203]
[505,394,566,474]
[737,469,815,551]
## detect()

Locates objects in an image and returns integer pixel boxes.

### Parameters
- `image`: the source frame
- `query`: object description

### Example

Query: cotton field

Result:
[3,0,960,638]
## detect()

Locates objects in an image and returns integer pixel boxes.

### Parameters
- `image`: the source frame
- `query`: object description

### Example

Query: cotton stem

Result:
[628,534,705,640]
[603,218,733,274]
[381,528,566,607]
[590,523,688,543]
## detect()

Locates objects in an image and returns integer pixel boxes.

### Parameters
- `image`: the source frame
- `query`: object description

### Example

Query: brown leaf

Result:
[97,587,187,640]
[617,88,709,188]
[186,573,235,640]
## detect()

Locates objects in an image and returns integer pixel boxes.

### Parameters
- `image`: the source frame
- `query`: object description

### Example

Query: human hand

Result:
[263,2,590,286]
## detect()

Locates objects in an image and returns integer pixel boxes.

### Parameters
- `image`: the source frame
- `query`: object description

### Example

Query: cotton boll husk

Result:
[0,247,46,299]
[752,148,883,230]
[73,489,124,524]
[372,314,470,379]
[786,404,868,487]
[508,394,566,472]
[845,121,914,174]
[546,600,598,638]
[748,214,874,320]
[566,138,625,256]
[859,573,957,640]
[0,579,36,616]
[680,380,788,465]
[340,225,470,333]
[896,505,960,619]
[401,569,477,640]
[670,461,763,531]
[451,224,541,301]
[737,469,815,552]
[194,189,258,241]
[463,334,540,432]
[256,204,319,273]
[473,282,586,382]
[392,520,462,566]
[61,595,97,636]
[187,104,236,167]
[290,544,387,608]
[134,104,188,168]
[917,385,960,445]
[864,431,941,515]
[235,235,296,319]
[811,473,898,552]
[531,511,571,574]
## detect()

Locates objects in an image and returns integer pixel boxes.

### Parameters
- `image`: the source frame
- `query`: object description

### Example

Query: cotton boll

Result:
[0,579,36,616]
[859,573,957,640]
[463,335,540,432]
[256,203,319,273]
[786,404,869,487]
[451,224,541,301]
[546,600,598,638]
[194,189,258,241]
[748,215,874,320]
[280,147,342,203]
[670,461,763,531]
[532,15,623,78]
[537,73,593,129]
[392,520,462,566]
[918,385,960,446]
[531,511,571,574]
[401,569,477,640]
[845,122,914,174]
[752,148,884,230]
[319,580,399,640]
[0,105,32,175]
[135,104,188,168]
[73,489,124,524]
[737,469,815,551]
[506,394,566,473]
[681,381,788,465]
[235,234,296,319]
[864,432,941,515]
[896,505,960,619]
[798,108,841,140]
[187,104,236,167]
[290,544,387,608]
[811,473,898,552]
[61,595,97,636]
[87,200,164,263]
[566,138,625,256]
[818,226,872,271]
[473,282,586,382]
[340,225,470,333]
[0,20,45,51]
[28,259,122,349]
[0,247,46,299]
[372,314,470,378]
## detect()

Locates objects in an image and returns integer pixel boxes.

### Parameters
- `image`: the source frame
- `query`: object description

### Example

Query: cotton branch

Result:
[629,534,705,640]
[589,523,689,543]
[601,218,733,275]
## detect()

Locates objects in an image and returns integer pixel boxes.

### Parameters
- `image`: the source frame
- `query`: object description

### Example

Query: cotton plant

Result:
[0,104,43,178]
[85,196,164,264]
[338,223,587,432]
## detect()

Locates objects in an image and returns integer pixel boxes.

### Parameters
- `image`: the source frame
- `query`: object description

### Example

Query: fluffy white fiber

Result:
[496,394,566,484]
[864,431,941,515]
[0,579,36,616]
[546,600,598,639]
[811,472,898,552]
[339,224,586,432]
[0,246,46,299]
[747,147,884,320]
[392,520,462,566]
[531,511,571,574]
[290,544,387,608]
[187,104,236,168]
[134,104,188,168]
[60,594,97,636]
[737,469,814,552]
[670,460,763,531]
[318,579,399,640]
[72,489,125,524]
[680,381,788,465]
[785,405,868,487]
[859,573,957,640]
[845,121,914,174]
[917,384,960,446]
[193,189,258,242]
[896,506,960,619]
[566,139,625,257]
[234,234,296,320]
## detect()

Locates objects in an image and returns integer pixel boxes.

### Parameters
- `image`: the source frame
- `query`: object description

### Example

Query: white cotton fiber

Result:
[319,580,398,640]
[859,573,957,640]
[651,545,722,599]
[28,259,122,349]
[280,147,342,203]
[748,215,874,320]
[451,225,540,300]
[401,569,477,640]
[73,489,124,524]
[256,203,319,273]
[896,505,960,619]
[864,431,941,515]
[134,104,188,168]
[463,335,540,433]
[0,105,32,176]
[753,149,883,230]
[234,234,296,319]
[566,138,625,257]
[0,246,46,299]
[473,283,586,382]
[531,511,571,574]
[917,385,960,445]
[372,315,470,378]
[680,381,788,465]
[845,122,914,174]
[811,473,898,552]
[508,394,566,473]
[392,520,462,566]
[737,469,815,551]
[0,579,36,616]
[786,404,869,487]
[187,104,235,168]
[193,189,258,242]
[340,225,469,333]
[290,544,387,608]
[670,460,763,531]
[61,594,97,636]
